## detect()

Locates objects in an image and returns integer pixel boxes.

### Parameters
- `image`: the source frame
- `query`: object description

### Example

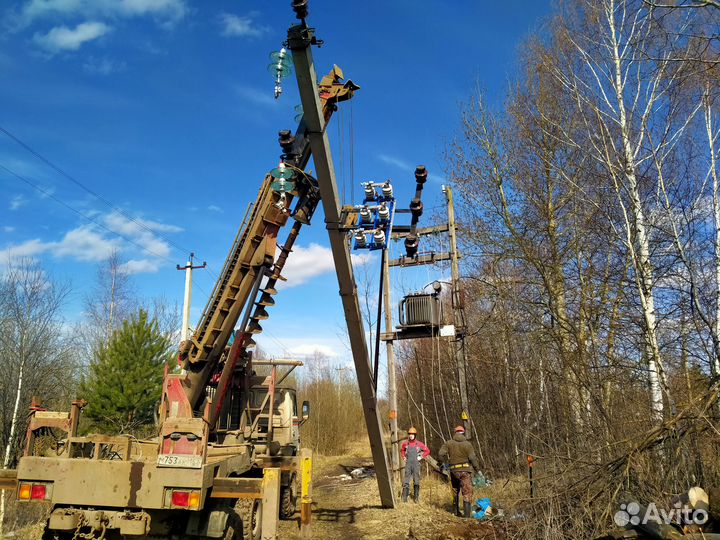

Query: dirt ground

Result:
[279,442,517,540]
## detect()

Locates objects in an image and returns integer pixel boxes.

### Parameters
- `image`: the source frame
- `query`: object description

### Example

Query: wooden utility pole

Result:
[383,253,400,481]
[288,17,395,508]
[444,186,470,435]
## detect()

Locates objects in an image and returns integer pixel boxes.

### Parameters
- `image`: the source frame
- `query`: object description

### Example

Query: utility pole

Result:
[176,253,206,343]
[444,186,470,436]
[383,253,400,481]
[288,11,396,507]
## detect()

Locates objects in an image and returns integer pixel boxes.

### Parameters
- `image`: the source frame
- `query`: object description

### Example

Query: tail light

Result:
[18,482,50,501]
[31,484,46,500]
[18,483,31,500]
[171,491,189,507]
[167,489,200,509]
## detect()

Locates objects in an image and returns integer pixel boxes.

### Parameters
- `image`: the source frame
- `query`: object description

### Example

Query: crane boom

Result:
[173,67,358,416]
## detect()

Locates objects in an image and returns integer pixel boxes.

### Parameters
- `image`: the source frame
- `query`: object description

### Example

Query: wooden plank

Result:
[0,469,17,491]
[209,477,262,499]
[261,468,281,540]
[390,224,449,239]
[389,252,453,268]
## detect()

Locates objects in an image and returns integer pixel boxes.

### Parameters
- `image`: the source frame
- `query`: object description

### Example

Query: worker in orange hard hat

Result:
[400,426,430,503]
[439,424,480,517]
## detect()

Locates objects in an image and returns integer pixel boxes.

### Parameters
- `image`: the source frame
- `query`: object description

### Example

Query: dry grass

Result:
[1,492,49,540]
[279,439,515,540]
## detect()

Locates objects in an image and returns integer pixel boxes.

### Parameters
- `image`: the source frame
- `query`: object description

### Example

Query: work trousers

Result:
[451,470,473,502]
[403,458,421,488]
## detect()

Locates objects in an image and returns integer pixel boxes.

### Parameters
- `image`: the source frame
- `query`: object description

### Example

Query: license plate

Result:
[156,454,203,468]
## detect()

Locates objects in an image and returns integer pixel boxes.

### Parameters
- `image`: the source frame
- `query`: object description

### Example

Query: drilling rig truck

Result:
[7,62,358,540]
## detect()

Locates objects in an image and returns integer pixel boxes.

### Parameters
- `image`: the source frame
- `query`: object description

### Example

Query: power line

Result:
[0,162,213,298]
[0,124,219,280]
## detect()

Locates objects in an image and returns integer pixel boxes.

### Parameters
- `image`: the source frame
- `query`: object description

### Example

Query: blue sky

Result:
[0,0,551,377]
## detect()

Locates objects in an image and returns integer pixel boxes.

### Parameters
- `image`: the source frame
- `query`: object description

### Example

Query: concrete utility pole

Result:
[444,186,470,436]
[176,253,206,343]
[288,18,396,507]
[383,253,400,480]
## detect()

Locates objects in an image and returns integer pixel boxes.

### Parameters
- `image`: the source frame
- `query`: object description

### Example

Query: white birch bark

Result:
[707,91,720,377]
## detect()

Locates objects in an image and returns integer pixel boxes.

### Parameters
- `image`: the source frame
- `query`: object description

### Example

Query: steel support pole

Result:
[383,253,400,482]
[289,24,395,508]
[445,186,470,435]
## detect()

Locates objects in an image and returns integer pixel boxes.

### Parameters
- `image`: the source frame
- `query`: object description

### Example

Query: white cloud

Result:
[9,194,27,210]
[119,258,160,274]
[104,211,182,234]
[377,154,446,183]
[3,226,16,233]
[52,224,122,260]
[257,334,344,361]
[278,243,373,289]
[17,0,187,26]
[33,21,111,53]
[279,243,334,288]
[288,343,338,358]
[0,211,181,268]
[378,154,413,172]
[0,238,47,265]
[207,204,223,213]
[235,85,277,107]
[219,12,268,38]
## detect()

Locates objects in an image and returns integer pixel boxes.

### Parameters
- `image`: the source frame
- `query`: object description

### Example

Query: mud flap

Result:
[187,507,230,539]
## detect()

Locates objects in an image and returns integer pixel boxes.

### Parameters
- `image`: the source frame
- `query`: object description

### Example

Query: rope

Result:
[397,355,446,440]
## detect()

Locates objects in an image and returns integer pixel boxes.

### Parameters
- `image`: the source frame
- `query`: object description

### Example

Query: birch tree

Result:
[76,250,135,364]
[544,0,703,422]
[0,259,72,534]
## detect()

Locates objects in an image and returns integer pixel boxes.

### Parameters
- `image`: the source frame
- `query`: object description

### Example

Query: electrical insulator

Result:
[378,203,390,222]
[354,230,367,248]
[363,183,376,200]
[415,165,428,185]
[373,229,386,247]
[410,197,423,218]
[360,206,372,223]
[382,181,393,199]
[405,233,419,257]
[268,48,293,100]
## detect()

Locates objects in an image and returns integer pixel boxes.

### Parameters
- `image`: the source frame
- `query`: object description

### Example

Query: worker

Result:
[439,425,480,518]
[400,426,430,503]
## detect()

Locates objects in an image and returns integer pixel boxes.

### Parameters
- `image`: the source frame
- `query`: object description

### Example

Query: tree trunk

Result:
[0,357,25,536]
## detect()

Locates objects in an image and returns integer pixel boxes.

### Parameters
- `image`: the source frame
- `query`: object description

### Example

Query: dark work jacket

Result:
[438,433,479,472]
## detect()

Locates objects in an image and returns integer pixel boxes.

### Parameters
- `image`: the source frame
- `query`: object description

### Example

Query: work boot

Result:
[401,485,409,503]
[464,500,472,518]
[413,485,420,503]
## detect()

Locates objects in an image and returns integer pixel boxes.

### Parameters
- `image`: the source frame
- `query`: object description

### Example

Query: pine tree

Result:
[80,309,172,434]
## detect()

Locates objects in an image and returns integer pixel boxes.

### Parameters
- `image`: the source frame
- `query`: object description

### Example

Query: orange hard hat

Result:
[408,427,418,435]
[454,425,465,433]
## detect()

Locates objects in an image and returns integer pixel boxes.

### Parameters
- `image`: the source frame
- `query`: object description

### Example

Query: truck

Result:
[10,62,358,540]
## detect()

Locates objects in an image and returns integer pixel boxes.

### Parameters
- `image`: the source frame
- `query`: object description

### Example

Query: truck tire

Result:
[223,511,242,540]
[280,484,296,519]
[235,498,262,540]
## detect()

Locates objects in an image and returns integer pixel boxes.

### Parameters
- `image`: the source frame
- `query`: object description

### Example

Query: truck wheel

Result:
[224,511,242,540]
[280,484,296,519]
[235,499,262,540]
